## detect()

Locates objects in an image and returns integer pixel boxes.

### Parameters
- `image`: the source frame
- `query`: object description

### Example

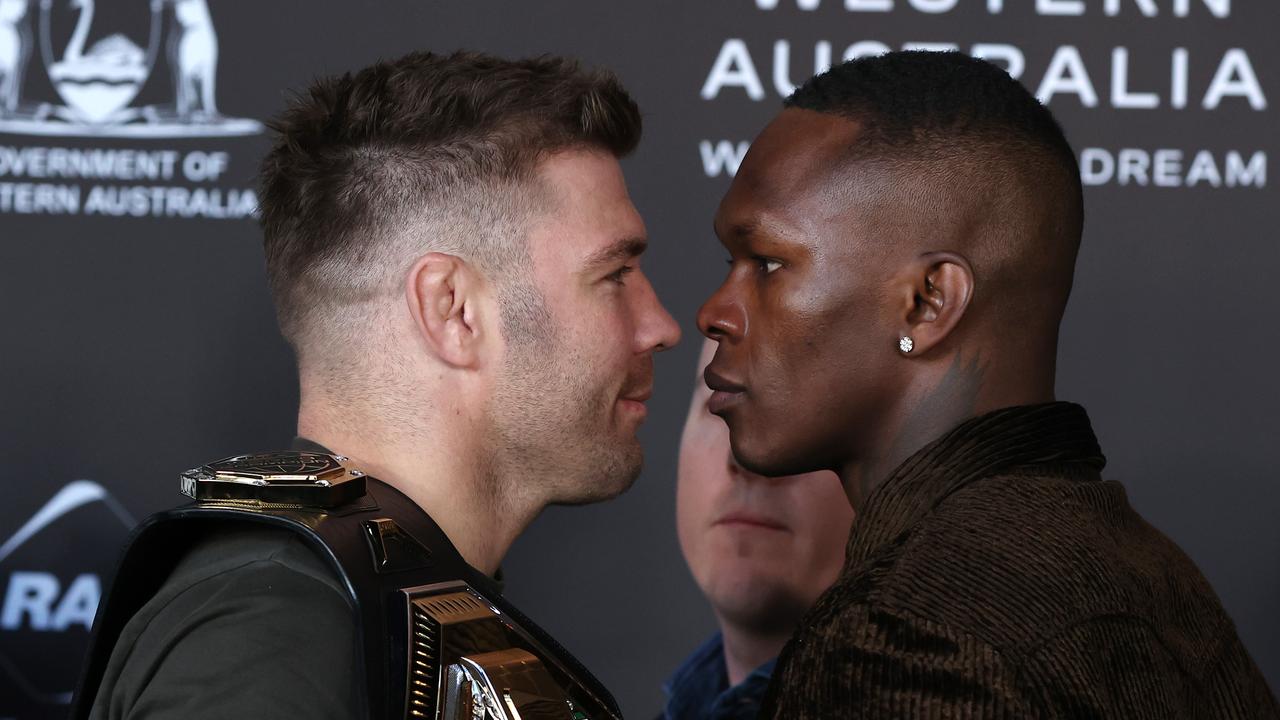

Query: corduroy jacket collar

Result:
[845,401,1107,572]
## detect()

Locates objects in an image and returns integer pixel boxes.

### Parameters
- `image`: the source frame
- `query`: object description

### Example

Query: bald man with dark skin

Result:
[699,52,1277,719]
[704,107,1067,498]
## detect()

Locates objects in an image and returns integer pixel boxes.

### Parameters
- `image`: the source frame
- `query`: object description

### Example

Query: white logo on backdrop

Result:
[0,480,134,706]
[0,1,262,218]
[0,0,260,137]
[0,480,132,564]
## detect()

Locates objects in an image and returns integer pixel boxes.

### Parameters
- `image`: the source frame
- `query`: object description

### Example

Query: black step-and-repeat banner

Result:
[1,1,1275,717]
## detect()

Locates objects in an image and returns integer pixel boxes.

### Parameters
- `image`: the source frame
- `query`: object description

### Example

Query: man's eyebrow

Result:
[583,236,647,269]
[714,218,760,243]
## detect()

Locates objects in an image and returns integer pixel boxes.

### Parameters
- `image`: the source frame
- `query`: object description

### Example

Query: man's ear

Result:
[895,251,975,356]
[405,252,487,369]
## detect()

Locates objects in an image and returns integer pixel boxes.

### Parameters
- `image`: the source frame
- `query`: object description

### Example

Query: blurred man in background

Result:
[661,338,854,720]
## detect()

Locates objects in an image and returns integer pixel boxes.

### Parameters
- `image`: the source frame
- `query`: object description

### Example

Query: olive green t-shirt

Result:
[88,526,363,719]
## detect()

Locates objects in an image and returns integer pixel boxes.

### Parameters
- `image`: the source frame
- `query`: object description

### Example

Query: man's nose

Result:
[697,281,744,342]
[636,273,681,352]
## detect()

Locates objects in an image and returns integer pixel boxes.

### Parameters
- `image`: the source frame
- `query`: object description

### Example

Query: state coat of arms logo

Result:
[0,0,260,137]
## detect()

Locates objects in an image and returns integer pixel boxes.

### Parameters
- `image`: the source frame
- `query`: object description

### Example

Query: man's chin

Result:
[550,448,642,506]
[728,433,787,477]
[711,582,811,635]
[729,428,827,478]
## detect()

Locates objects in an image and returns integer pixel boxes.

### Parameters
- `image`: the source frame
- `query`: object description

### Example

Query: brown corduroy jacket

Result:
[761,402,1278,719]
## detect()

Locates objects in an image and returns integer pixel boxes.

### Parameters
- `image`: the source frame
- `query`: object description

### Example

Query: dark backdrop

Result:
[1,1,1275,717]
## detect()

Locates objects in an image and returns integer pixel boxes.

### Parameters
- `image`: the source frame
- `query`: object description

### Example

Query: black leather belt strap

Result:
[70,477,620,720]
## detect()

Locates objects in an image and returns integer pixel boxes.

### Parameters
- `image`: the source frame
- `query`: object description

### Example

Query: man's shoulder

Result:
[116,522,356,667]
[767,470,1276,718]
[165,524,349,599]
[90,525,361,719]
[871,470,1227,652]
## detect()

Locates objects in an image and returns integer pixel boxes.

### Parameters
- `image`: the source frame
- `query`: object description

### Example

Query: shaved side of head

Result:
[257,51,642,393]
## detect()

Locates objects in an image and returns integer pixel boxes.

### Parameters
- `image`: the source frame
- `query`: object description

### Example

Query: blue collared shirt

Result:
[661,633,776,720]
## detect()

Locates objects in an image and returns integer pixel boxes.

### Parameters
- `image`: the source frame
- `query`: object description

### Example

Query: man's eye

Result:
[606,265,635,285]
[756,257,782,274]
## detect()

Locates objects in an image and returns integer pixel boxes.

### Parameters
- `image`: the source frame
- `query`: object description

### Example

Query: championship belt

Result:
[73,451,621,720]
[404,582,598,720]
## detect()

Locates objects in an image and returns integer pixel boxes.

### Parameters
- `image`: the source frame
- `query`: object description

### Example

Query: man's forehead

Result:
[533,148,647,260]
[745,109,861,184]
[721,109,911,243]
[716,110,874,241]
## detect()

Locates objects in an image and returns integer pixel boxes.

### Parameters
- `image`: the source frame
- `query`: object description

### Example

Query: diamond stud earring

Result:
[899,336,915,354]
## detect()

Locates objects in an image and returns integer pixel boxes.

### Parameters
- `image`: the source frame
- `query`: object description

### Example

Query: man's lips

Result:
[714,511,788,532]
[703,366,745,415]
[703,366,744,393]
[620,387,653,403]
[618,385,652,416]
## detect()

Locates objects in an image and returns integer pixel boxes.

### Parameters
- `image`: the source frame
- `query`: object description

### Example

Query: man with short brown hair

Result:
[76,50,679,720]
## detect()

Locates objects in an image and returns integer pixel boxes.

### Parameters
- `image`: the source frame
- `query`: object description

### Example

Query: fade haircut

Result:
[786,51,1083,314]
[257,50,642,366]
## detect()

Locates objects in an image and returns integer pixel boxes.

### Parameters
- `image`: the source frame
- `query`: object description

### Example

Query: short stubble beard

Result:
[485,283,642,508]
